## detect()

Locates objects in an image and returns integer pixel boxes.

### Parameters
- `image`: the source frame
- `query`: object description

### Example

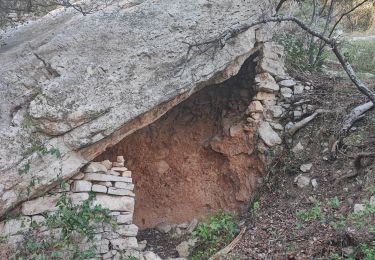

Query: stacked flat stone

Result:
[246,42,314,148]
[0,156,139,260]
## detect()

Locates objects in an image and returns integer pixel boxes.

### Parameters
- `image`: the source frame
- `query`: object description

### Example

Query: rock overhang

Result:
[0,0,275,216]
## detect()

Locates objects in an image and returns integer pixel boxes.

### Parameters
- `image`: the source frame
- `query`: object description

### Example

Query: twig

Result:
[209,227,247,260]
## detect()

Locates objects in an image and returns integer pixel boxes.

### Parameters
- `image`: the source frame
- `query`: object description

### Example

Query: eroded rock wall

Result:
[0,0,274,216]
[97,56,264,228]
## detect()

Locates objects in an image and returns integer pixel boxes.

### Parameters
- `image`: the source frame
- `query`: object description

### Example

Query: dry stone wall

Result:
[0,156,144,259]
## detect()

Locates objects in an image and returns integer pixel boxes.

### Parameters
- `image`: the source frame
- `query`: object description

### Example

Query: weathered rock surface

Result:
[0,0,273,216]
[258,122,282,147]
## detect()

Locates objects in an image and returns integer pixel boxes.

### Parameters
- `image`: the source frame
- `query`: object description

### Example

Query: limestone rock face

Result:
[0,0,274,216]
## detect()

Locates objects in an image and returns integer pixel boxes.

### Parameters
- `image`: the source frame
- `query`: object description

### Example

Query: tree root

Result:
[287,109,329,136]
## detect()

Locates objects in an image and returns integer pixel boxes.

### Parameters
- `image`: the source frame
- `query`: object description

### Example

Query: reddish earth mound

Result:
[96,57,266,229]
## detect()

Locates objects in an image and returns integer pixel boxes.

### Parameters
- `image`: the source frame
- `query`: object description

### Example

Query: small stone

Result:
[342,246,354,257]
[156,222,172,233]
[108,187,135,196]
[112,167,128,172]
[31,215,46,225]
[255,72,280,93]
[116,224,138,236]
[269,122,284,131]
[114,182,134,190]
[113,162,125,167]
[0,217,31,236]
[254,91,276,101]
[294,110,303,119]
[121,171,132,177]
[294,174,311,188]
[258,121,282,147]
[72,172,85,180]
[305,86,311,90]
[138,240,147,251]
[69,192,90,205]
[101,160,112,170]
[176,241,190,258]
[97,181,112,187]
[117,156,125,163]
[111,237,138,250]
[279,79,296,87]
[268,105,283,118]
[248,101,264,113]
[370,196,375,206]
[176,239,197,258]
[72,180,92,192]
[229,124,243,137]
[108,170,121,176]
[143,251,162,260]
[117,213,133,224]
[292,142,304,154]
[92,184,107,193]
[353,204,365,213]
[250,112,263,121]
[311,179,318,189]
[94,194,134,212]
[84,162,108,173]
[155,160,170,174]
[177,222,189,229]
[187,218,198,233]
[293,84,304,94]
[280,87,293,98]
[84,173,132,183]
[300,163,313,173]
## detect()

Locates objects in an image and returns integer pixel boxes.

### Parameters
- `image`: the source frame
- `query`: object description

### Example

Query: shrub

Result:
[191,212,239,260]
[12,192,114,259]
[275,34,327,72]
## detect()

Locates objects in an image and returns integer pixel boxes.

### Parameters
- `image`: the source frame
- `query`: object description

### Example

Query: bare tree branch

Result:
[186,15,375,104]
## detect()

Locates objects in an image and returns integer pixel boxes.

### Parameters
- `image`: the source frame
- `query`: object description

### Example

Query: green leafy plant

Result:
[349,203,375,231]
[296,199,324,222]
[275,34,327,72]
[191,212,239,260]
[361,243,375,260]
[328,197,340,210]
[250,200,260,218]
[12,192,114,259]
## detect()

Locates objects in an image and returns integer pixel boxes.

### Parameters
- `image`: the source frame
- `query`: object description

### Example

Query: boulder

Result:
[0,0,274,216]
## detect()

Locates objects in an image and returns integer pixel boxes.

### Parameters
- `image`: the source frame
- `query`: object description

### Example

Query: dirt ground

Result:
[231,71,375,259]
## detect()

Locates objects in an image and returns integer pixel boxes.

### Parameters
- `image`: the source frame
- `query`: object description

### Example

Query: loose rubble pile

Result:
[0,156,164,259]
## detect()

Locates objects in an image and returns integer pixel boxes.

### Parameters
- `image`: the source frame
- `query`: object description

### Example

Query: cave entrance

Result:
[95,54,265,229]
